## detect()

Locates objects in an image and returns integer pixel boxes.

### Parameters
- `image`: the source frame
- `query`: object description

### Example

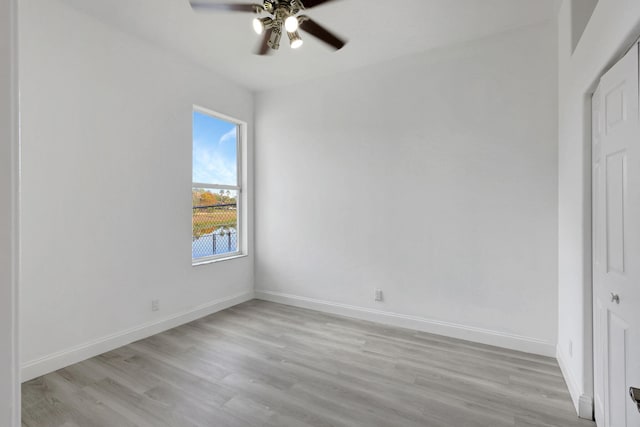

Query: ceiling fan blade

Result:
[190,2,262,12]
[256,28,274,55]
[300,0,340,9]
[299,18,346,50]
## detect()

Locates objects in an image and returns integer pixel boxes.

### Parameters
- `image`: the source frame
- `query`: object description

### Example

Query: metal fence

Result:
[192,203,238,259]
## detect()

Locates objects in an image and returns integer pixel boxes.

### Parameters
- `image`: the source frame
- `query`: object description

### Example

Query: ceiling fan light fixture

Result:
[284,15,299,33]
[252,17,263,34]
[190,0,347,55]
[252,16,272,35]
[288,31,303,49]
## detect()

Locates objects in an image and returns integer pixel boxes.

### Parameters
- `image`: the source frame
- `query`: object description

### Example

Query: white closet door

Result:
[593,43,640,427]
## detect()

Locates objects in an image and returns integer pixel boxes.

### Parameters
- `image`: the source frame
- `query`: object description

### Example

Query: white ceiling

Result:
[57,0,560,91]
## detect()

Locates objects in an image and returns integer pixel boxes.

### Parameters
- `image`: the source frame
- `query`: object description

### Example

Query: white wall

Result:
[19,0,255,380]
[570,0,599,53]
[0,0,19,424]
[557,0,640,418]
[255,24,559,356]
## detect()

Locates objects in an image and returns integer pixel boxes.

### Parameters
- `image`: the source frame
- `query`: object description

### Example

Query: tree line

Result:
[192,189,237,207]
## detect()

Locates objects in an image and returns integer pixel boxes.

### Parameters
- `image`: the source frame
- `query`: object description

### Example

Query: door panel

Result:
[595,298,606,423]
[593,43,640,427]
[605,84,627,132]
[605,151,626,275]
[608,312,629,427]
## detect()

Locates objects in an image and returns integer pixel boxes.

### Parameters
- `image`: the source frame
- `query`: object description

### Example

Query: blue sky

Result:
[192,110,237,186]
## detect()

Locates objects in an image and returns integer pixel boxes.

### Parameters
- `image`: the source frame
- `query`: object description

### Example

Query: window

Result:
[192,107,243,263]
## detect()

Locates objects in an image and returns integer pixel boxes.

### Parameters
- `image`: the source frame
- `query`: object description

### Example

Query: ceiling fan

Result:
[189,0,347,55]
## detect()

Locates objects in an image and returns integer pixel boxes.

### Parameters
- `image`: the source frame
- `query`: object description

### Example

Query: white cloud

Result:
[193,138,237,185]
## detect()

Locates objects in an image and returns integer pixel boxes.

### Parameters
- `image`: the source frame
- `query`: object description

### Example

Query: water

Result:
[192,227,238,259]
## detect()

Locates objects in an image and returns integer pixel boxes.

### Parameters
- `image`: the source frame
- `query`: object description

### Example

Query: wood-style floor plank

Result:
[22,300,595,427]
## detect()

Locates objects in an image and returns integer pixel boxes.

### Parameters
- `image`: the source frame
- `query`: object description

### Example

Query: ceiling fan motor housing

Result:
[263,0,304,14]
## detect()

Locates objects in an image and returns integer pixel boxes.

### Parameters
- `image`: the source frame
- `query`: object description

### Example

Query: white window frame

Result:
[192,105,245,265]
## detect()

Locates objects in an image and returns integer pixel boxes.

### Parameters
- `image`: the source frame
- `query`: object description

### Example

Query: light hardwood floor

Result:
[22,300,595,427]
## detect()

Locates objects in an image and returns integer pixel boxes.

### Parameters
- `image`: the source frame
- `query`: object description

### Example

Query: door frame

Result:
[1,0,20,425]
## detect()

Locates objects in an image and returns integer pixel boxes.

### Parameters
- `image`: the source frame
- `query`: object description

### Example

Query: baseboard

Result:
[578,395,594,420]
[556,346,594,420]
[255,290,556,357]
[557,346,581,413]
[21,291,254,382]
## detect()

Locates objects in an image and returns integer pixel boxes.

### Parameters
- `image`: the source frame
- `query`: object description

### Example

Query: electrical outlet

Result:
[568,340,573,358]
[374,289,383,302]
[151,299,160,312]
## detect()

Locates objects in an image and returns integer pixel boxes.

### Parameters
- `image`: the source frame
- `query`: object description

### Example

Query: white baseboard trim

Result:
[578,395,594,420]
[255,290,556,357]
[556,346,594,420]
[21,291,254,382]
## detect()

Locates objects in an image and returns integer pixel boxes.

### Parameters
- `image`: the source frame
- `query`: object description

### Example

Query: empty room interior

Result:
[3,0,640,426]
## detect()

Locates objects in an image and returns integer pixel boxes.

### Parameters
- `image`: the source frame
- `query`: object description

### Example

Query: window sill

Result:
[192,253,248,267]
